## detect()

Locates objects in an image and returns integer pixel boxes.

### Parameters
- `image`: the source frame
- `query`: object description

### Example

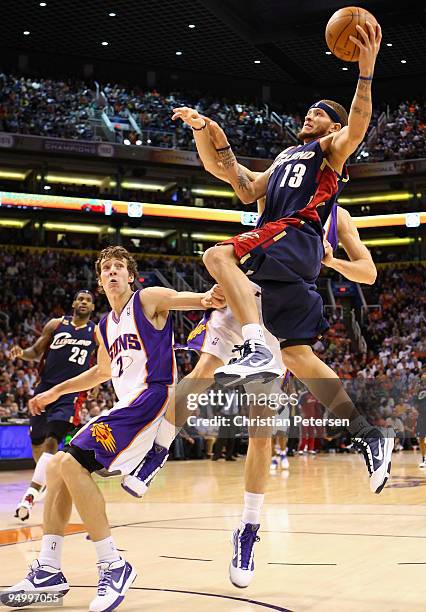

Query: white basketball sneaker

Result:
[229,523,260,588]
[0,560,69,606]
[89,558,137,612]
[214,340,282,387]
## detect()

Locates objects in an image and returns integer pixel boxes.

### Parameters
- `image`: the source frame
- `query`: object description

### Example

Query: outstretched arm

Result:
[322,207,377,284]
[141,285,226,316]
[172,106,270,204]
[327,21,382,165]
[8,318,62,361]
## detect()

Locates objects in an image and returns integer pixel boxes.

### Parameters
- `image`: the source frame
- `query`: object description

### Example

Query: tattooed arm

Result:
[327,20,382,166]
[172,106,270,205]
[215,146,270,204]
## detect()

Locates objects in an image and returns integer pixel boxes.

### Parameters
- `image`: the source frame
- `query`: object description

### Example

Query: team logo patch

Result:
[187,322,207,342]
[91,422,116,453]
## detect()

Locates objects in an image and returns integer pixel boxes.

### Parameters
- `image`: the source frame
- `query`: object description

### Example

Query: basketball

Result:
[325,6,378,62]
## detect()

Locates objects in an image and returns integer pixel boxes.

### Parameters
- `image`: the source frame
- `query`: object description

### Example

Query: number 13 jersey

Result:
[259,139,349,232]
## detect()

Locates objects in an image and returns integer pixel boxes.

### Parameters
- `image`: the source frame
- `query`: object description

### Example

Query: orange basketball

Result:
[325,6,378,62]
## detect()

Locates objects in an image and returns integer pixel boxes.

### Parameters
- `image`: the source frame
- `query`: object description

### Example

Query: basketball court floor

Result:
[1,452,426,611]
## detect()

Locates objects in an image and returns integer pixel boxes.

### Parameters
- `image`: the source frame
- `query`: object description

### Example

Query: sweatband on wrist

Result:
[359,75,373,81]
[216,145,231,152]
[192,121,207,131]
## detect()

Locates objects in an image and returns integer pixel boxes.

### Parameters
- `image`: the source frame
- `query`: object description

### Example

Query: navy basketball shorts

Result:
[219,217,329,342]
[30,385,78,445]
[416,419,426,438]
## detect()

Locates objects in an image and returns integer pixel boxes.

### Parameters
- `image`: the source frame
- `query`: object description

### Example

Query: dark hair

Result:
[95,246,138,293]
[73,289,94,302]
[321,99,348,127]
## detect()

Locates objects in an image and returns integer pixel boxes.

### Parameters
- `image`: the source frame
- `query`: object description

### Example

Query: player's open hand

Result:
[8,345,24,360]
[321,240,334,267]
[172,107,206,130]
[349,20,382,76]
[28,389,60,415]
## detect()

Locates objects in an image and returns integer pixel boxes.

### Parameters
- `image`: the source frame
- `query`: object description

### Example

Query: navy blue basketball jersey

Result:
[258,140,349,231]
[416,389,426,419]
[38,316,97,388]
[323,203,339,251]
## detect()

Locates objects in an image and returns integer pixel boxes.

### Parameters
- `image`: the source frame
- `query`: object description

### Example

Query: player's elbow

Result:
[362,264,377,285]
[239,193,256,205]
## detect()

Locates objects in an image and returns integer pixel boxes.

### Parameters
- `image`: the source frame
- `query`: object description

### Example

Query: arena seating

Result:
[1,73,424,163]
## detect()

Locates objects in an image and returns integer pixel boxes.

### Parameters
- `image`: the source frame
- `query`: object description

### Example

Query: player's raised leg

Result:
[203,246,282,386]
[282,345,394,493]
[122,351,221,497]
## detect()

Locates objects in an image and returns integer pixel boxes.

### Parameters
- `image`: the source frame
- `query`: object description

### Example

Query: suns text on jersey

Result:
[108,333,142,359]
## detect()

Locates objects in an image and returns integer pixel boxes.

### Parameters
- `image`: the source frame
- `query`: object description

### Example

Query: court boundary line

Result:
[41,585,294,611]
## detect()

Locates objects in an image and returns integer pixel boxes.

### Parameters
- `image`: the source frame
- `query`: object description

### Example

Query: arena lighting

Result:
[43,223,103,234]
[120,228,173,238]
[1,192,425,227]
[191,187,234,198]
[360,237,415,247]
[120,181,169,191]
[338,192,414,204]
[354,213,426,228]
[0,219,28,228]
[191,232,233,242]
[37,174,105,186]
[0,170,28,180]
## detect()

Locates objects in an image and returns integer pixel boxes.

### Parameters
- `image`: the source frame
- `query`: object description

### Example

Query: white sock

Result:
[94,536,120,564]
[241,491,264,526]
[154,418,178,450]
[32,452,53,488]
[242,324,266,344]
[38,535,64,569]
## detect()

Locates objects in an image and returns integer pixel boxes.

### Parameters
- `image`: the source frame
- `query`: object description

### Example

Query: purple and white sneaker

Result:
[215,340,282,387]
[89,558,137,612]
[229,523,260,588]
[0,560,69,607]
[121,443,169,498]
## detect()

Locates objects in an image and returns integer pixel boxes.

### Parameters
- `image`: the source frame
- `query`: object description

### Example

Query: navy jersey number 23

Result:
[38,316,97,388]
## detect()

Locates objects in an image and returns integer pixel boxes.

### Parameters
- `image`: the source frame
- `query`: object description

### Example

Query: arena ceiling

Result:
[0,0,425,86]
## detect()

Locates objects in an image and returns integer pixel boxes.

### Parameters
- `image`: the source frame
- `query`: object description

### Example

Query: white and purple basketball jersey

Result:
[98,291,176,400]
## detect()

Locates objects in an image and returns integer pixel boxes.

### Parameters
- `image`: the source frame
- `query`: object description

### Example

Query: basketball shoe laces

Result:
[352,435,377,476]
[97,565,112,596]
[238,527,260,569]
[231,340,258,364]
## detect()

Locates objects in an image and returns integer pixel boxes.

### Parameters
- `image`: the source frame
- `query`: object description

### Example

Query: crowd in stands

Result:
[1,73,425,164]
[362,100,426,162]
[0,246,424,460]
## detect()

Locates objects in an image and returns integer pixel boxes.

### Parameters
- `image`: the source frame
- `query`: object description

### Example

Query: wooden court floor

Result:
[1,452,426,611]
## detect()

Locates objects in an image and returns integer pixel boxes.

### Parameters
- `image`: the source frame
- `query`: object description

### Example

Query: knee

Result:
[46,452,64,482]
[202,246,225,273]
[44,436,59,454]
[282,346,312,371]
[59,452,80,478]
